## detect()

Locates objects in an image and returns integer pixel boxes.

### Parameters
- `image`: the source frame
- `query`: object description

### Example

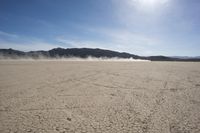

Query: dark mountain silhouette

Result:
[48,48,141,59]
[0,48,200,61]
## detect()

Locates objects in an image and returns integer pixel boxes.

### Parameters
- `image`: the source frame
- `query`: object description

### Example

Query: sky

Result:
[0,0,200,56]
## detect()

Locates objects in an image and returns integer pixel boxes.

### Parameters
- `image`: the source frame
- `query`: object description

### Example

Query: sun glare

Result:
[140,0,168,5]
[131,0,170,12]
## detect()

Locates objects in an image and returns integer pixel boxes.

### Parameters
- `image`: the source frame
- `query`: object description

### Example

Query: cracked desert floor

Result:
[0,61,200,133]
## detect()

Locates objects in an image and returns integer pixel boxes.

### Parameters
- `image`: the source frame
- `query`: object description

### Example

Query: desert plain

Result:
[0,60,200,133]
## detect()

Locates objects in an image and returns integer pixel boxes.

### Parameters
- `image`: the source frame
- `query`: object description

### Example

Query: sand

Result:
[0,61,200,133]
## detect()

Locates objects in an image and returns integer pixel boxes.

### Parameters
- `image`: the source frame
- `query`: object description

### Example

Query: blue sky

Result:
[0,0,200,56]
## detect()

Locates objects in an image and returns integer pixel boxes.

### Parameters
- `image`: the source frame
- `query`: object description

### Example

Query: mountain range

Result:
[0,48,200,61]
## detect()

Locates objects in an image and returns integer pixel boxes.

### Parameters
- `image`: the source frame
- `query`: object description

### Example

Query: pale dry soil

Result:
[0,61,200,133]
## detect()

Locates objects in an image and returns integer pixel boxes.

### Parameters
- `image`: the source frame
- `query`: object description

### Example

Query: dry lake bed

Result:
[0,61,200,133]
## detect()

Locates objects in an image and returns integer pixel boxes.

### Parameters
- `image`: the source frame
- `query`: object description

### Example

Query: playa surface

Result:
[0,61,200,133]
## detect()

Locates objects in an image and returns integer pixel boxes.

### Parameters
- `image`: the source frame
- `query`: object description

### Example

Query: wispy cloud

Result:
[0,31,63,51]
[0,40,63,51]
[96,28,160,46]
[0,28,165,55]
[56,37,112,49]
[56,27,163,55]
[0,31,19,39]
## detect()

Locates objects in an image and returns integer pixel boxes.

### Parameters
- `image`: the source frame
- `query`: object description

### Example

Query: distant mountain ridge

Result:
[0,48,200,61]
